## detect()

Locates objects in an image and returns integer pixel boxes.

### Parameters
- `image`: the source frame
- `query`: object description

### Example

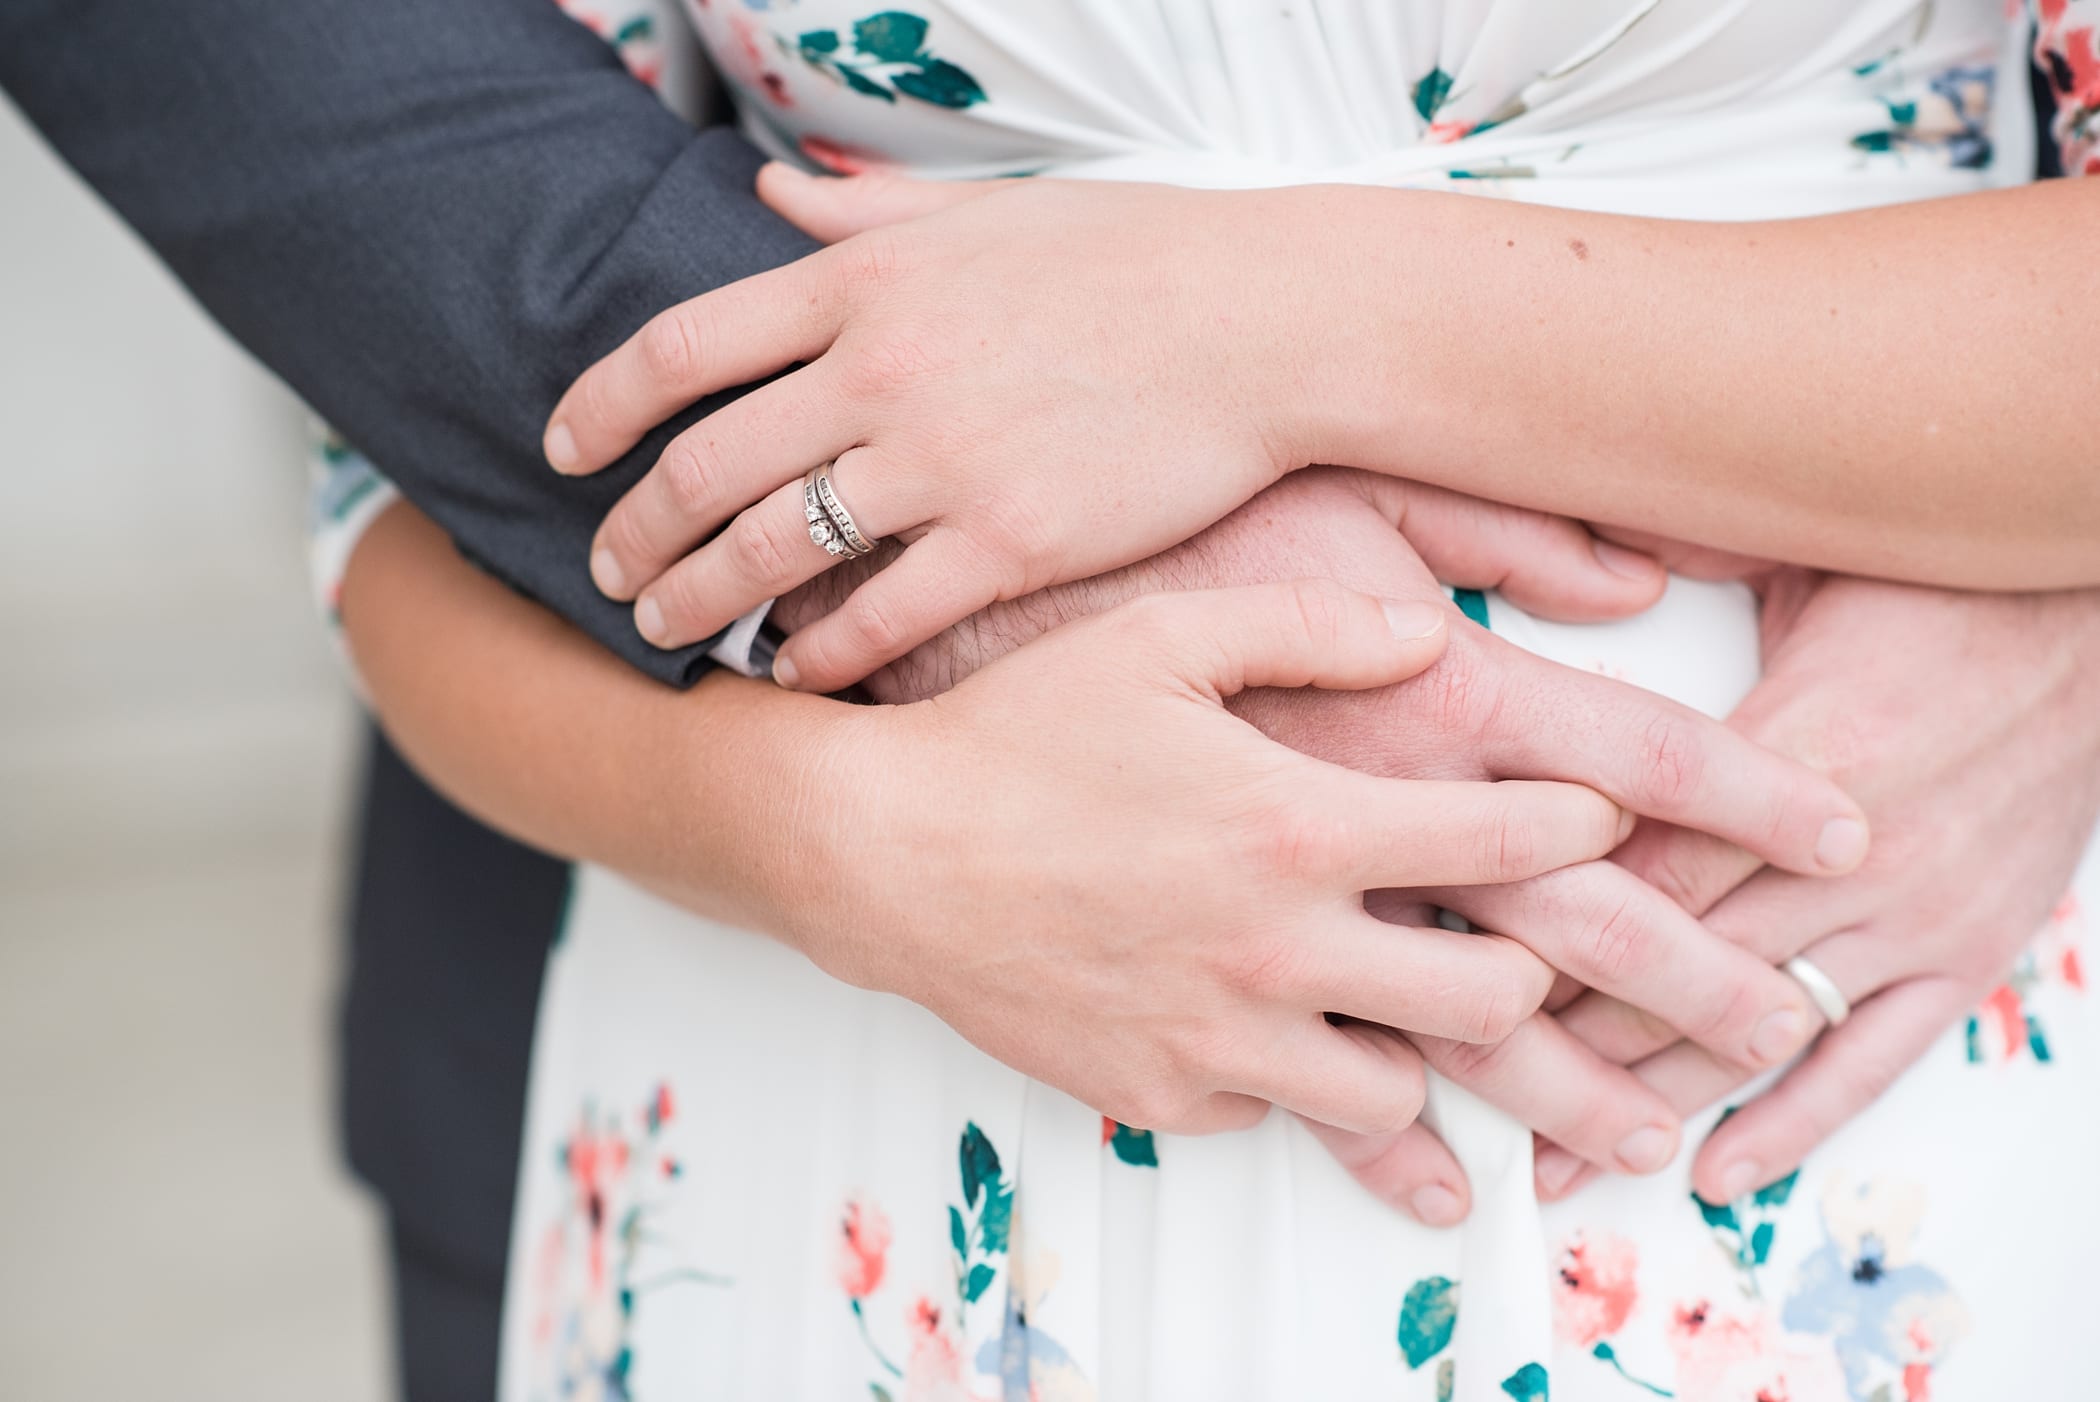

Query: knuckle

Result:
[659,437,724,520]
[1283,578,1354,651]
[841,588,914,661]
[1475,803,1539,884]
[1692,975,1775,1056]
[1097,592,1185,659]
[1459,971,1543,1045]
[963,500,1059,596]
[833,228,903,290]
[1216,931,1310,1002]
[1572,891,1650,985]
[1635,713,1710,810]
[639,308,706,386]
[1422,643,1501,737]
[1119,1082,1203,1137]
[1248,802,1353,882]
[1199,1094,1273,1134]
[1427,1031,1514,1086]
[728,510,799,586]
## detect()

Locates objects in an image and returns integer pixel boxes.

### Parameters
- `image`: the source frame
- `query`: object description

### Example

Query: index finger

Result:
[543,252,852,475]
[1483,637,1869,878]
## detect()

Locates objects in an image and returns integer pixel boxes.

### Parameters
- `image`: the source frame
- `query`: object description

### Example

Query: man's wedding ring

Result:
[1783,955,1851,1028]
[803,461,878,559]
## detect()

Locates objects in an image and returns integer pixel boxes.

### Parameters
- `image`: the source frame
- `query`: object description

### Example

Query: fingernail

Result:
[1615,808,1638,844]
[545,422,579,473]
[1535,1147,1586,1198]
[1751,1007,1807,1066]
[1716,1158,1761,1202]
[1381,599,1447,641]
[1815,816,1869,872]
[1614,1124,1677,1174]
[591,549,627,599]
[772,653,801,690]
[1410,1184,1465,1227]
[1591,539,1660,581]
[635,596,668,646]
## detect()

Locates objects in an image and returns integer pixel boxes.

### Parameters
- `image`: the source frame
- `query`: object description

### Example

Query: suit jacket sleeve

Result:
[0,0,819,685]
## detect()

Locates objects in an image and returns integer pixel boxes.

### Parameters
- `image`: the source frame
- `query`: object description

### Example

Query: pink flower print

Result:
[837,1198,893,1300]
[718,12,795,109]
[562,1116,630,1290]
[1553,1231,1640,1346]
[798,134,891,176]
[902,1296,969,1402]
[1667,1302,1849,1402]
[2035,4,2100,174]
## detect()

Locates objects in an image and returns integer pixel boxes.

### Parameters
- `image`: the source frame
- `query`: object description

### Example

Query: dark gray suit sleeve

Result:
[0,0,819,685]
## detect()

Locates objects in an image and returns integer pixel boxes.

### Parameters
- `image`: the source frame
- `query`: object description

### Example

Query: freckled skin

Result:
[1569,238,1588,261]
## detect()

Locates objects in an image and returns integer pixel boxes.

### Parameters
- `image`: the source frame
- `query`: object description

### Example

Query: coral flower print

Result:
[2034,0,2100,174]
[1667,1304,1850,1402]
[838,1197,892,1300]
[1553,1231,1640,1347]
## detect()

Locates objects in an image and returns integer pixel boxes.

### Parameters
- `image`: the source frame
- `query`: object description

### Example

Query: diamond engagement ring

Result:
[803,461,877,559]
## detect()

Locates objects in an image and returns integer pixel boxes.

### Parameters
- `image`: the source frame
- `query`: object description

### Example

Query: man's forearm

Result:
[0,0,816,685]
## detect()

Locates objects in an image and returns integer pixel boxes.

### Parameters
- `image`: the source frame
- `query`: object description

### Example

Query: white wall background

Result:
[0,94,389,1401]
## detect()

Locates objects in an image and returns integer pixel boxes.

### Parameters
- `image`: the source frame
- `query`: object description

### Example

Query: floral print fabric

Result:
[450,2,2100,1399]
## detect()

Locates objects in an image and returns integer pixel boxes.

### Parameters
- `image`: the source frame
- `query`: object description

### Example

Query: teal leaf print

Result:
[1591,1343,1673,1398]
[892,58,986,109]
[788,12,987,111]
[1413,67,1455,122]
[963,1261,998,1303]
[977,1182,1013,1255]
[839,66,896,101]
[613,15,655,45]
[1107,1121,1159,1167]
[1693,1194,1739,1232]
[1753,1169,1799,1208]
[1452,587,1491,628]
[1692,1126,1798,1296]
[959,1121,1001,1209]
[853,12,929,62]
[948,1204,967,1256]
[1436,1357,1456,1402]
[1501,1361,1551,1400]
[870,1386,895,1402]
[1397,1275,1459,1369]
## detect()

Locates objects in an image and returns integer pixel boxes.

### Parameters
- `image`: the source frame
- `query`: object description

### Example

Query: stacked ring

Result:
[803,461,879,559]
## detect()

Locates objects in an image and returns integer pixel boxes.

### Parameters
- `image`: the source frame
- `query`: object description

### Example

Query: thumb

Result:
[1364,479,1666,623]
[1101,580,1449,701]
[756,162,1012,242]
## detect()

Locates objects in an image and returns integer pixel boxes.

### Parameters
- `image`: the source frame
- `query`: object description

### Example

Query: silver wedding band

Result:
[1783,955,1851,1028]
[803,461,878,559]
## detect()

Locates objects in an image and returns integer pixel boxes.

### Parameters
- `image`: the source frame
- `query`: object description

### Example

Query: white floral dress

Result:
[312,2,2100,1399]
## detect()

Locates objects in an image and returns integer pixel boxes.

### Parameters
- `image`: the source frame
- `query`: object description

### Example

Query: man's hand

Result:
[1532,572,2100,1205]
[776,469,1868,1223]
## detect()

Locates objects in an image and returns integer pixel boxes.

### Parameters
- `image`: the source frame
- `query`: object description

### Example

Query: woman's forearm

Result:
[1311,180,2100,588]
[338,501,857,934]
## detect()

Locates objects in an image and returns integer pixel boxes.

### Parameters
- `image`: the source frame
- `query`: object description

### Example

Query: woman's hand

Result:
[785,473,1861,1207]
[545,168,1347,692]
[1529,574,2100,1204]
[802,579,1646,1138]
